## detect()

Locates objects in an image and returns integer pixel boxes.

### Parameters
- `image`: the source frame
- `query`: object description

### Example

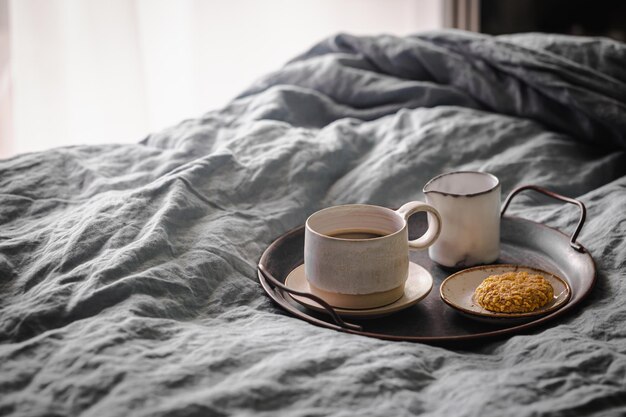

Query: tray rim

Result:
[258,215,597,344]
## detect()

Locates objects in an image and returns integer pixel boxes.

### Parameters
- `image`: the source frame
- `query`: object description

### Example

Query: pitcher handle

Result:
[501,185,586,252]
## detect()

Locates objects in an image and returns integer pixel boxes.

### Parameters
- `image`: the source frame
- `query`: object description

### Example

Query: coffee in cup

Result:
[304,202,441,309]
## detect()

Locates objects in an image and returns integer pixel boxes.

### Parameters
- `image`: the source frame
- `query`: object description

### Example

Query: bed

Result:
[1,30,625,416]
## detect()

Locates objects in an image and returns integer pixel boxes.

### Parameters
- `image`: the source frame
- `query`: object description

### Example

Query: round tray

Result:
[257,186,596,346]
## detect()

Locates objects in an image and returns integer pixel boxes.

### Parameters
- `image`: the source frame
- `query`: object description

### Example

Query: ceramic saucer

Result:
[283,262,433,318]
[440,264,571,323]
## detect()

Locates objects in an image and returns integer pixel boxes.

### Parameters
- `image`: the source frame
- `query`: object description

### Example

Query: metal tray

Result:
[257,186,596,347]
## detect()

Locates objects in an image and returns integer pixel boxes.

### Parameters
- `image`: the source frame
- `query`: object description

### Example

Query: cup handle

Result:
[396,202,442,250]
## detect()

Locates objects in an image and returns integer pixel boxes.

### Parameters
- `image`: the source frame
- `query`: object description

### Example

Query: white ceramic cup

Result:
[423,171,501,268]
[304,203,442,309]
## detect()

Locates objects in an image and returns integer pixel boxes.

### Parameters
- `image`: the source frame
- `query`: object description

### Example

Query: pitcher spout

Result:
[422,171,499,197]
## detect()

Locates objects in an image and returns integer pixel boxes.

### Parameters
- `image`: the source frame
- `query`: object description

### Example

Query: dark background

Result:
[481,0,626,41]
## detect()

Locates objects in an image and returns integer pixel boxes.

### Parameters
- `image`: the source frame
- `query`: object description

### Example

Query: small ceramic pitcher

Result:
[423,171,500,268]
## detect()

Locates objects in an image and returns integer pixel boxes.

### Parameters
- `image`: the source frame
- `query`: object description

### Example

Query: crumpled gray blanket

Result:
[1,30,626,416]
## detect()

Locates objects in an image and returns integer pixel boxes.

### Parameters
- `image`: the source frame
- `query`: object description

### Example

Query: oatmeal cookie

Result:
[474,271,554,313]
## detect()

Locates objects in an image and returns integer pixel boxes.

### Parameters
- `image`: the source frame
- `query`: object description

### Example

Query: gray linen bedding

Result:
[1,30,626,416]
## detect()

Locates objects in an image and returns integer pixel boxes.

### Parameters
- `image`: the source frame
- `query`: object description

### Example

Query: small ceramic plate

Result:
[440,264,571,323]
[284,262,433,318]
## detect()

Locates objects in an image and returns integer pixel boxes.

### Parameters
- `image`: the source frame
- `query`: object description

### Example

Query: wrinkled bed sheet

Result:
[1,31,626,416]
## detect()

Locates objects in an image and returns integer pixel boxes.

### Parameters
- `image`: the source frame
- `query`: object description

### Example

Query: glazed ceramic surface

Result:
[284,262,433,318]
[440,264,571,322]
[304,203,441,308]
[424,171,500,268]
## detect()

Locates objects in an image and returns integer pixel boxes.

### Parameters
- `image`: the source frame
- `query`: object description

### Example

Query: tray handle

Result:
[501,185,587,253]
[257,263,363,331]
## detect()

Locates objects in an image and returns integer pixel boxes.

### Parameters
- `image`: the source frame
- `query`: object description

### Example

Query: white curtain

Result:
[1,0,442,158]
